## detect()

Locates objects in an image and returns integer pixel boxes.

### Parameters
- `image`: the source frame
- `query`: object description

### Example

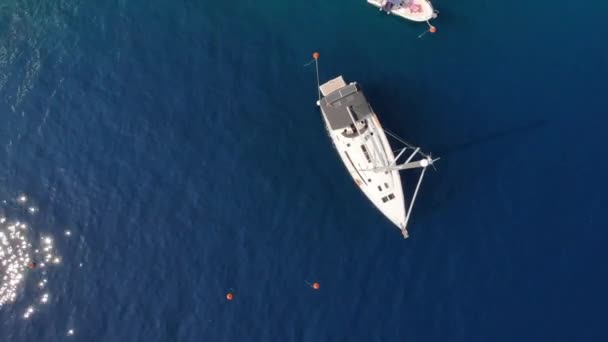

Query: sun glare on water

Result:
[0,193,77,336]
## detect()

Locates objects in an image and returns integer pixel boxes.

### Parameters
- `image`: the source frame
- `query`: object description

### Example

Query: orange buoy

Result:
[312,282,320,290]
[429,26,437,33]
[313,52,320,60]
[226,292,234,301]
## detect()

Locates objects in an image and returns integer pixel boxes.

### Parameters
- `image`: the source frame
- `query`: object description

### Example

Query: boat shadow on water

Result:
[360,81,550,234]
[435,119,548,157]
[427,119,549,215]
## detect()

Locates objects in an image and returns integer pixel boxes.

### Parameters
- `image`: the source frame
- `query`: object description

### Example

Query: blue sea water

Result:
[1,0,607,340]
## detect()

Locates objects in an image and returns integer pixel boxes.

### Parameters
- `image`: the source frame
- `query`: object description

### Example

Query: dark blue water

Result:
[1,0,607,340]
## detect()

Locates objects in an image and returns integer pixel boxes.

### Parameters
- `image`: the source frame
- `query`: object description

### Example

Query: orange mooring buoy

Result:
[312,282,320,290]
[419,22,437,38]
[313,52,320,60]
[226,292,234,301]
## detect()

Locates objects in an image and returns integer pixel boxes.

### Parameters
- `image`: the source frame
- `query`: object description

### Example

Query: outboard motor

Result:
[381,1,394,13]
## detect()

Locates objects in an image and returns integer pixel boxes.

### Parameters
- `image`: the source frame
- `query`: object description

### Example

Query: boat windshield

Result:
[385,0,423,8]
[382,0,405,11]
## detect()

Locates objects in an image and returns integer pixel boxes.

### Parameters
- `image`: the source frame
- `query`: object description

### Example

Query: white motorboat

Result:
[367,0,438,23]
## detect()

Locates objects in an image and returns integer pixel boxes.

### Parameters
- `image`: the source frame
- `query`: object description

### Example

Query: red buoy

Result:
[313,52,320,60]
[312,282,320,290]
[28,262,36,269]
[226,292,234,301]
[429,26,437,33]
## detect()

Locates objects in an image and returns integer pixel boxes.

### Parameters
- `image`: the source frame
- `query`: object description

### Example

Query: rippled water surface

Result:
[1,0,607,340]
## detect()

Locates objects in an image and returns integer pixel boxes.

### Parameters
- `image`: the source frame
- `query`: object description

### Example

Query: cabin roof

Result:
[320,83,373,130]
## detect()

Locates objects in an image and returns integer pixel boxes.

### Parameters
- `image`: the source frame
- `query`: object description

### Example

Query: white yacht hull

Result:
[326,114,408,230]
[318,76,408,234]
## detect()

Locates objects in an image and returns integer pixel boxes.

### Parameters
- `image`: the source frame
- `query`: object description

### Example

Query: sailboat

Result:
[367,0,438,23]
[312,54,437,239]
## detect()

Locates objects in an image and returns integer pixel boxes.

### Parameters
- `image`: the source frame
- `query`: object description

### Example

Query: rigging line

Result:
[383,128,416,149]
[368,129,386,167]
[314,57,320,103]
[366,118,388,167]
[383,128,431,158]
[307,52,321,103]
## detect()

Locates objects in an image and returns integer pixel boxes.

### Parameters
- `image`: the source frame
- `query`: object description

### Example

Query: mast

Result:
[390,148,408,167]
[403,165,428,235]
[367,134,439,239]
